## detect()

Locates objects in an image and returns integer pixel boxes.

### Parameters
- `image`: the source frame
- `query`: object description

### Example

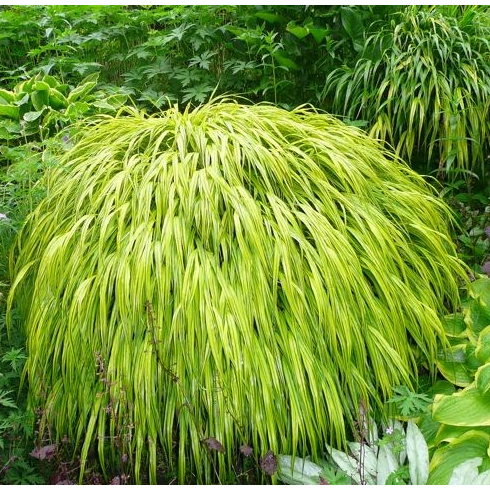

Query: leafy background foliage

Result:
[1,3,490,485]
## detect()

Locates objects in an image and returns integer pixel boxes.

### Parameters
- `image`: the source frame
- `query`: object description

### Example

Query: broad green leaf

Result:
[23,110,44,122]
[255,11,282,23]
[405,419,429,484]
[437,345,474,386]
[469,277,490,307]
[448,457,482,485]
[31,90,50,111]
[340,7,364,52]
[48,87,68,109]
[441,313,466,338]
[433,387,490,426]
[308,27,328,44]
[465,299,490,335]
[286,22,309,40]
[67,81,98,104]
[475,363,490,394]
[272,51,298,70]
[0,88,14,103]
[435,424,490,445]
[325,444,361,484]
[33,80,51,92]
[428,431,490,484]
[475,325,490,364]
[0,104,19,119]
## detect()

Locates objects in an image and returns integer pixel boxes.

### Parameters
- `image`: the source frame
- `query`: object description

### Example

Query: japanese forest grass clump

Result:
[7,100,466,483]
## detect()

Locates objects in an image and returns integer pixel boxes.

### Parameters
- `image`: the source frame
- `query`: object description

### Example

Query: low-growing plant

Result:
[414,275,490,484]
[7,100,465,483]
[0,72,127,155]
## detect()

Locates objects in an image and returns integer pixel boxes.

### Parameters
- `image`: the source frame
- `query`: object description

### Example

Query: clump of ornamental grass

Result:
[323,5,490,179]
[7,100,465,483]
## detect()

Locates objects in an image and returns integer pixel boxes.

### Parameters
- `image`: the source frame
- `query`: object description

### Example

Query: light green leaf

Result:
[277,455,323,485]
[428,431,490,484]
[448,457,482,485]
[376,444,399,485]
[475,363,490,394]
[406,419,429,484]
[325,444,361,484]
[433,387,490,426]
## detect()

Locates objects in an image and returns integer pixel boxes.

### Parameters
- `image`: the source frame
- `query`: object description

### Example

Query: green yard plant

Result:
[7,100,465,483]
[323,6,490,179]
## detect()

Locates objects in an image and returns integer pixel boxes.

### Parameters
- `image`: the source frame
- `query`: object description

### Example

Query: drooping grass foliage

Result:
[323,5,490,179]
[8,100,465,483]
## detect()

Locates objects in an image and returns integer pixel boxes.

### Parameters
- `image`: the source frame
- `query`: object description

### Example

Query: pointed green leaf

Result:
[406,420,429,484]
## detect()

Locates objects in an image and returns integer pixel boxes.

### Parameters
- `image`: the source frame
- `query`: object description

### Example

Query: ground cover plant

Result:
[7,100,466,483]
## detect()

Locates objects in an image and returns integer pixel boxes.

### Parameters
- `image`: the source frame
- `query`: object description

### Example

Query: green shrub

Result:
[8,100,465,483]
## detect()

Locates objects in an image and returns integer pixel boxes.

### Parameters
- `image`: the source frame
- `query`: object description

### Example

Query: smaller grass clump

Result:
[324,5,490,179]
[8,100,465,483]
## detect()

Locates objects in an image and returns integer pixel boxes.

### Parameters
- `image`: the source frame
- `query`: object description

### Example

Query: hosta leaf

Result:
[465,299,490,335]
[475,363,490,394]
[437,345,474,387]
[22,110,44,122]
[428,431,490,484]
[441,313,466,338]
[475,325,490,364]
[435,424,490,446]
[0,104,19,119]
[448,457,482,485]
[469,277,490,307]
[433,387,490,426]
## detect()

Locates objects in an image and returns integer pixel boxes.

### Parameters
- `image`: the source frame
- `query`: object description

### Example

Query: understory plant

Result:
[7,100,465,483]
[277,418,490,485]
[425,276,490,484]
[323,5,490,179]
